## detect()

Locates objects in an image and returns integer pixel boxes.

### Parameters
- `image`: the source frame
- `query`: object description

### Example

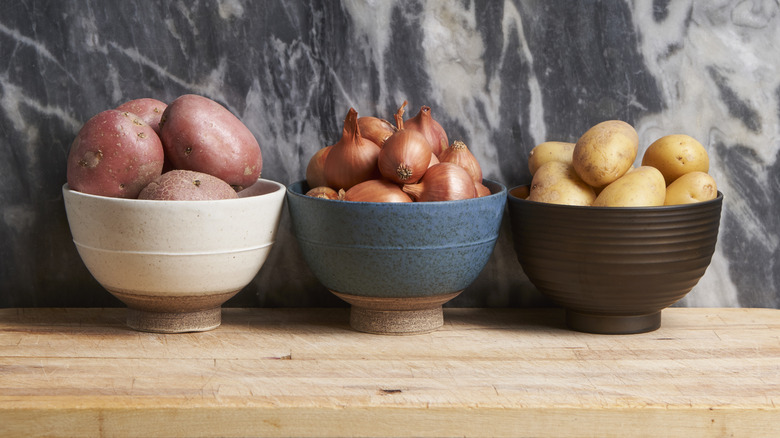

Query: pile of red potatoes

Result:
[66,94,263,201]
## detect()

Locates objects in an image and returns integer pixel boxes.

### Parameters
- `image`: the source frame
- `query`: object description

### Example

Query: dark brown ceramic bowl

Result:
[507,187,723,334]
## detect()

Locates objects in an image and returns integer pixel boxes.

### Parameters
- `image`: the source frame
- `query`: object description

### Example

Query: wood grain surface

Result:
[1,308,778,437]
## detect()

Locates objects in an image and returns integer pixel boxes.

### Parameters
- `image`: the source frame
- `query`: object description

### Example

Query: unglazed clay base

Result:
[111,290,238,333]
[330,291,462,335]
[126,307,222,333]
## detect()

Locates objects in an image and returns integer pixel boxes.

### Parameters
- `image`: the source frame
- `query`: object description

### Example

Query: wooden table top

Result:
[1,307,778,437]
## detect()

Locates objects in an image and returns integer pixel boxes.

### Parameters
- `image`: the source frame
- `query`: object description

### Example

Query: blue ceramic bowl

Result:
[286,179,507,333]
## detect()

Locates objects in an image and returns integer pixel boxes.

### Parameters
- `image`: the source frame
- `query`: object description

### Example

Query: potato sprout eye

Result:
[184,147,192,156]
[79,150,103,168]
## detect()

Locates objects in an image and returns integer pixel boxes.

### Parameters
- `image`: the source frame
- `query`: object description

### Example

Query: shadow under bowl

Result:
[62,179,286,333]
[507,188,723,334]
[286,179,507,334]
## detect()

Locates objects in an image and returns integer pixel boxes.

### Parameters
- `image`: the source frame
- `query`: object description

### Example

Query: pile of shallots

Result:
[305,102,488,202]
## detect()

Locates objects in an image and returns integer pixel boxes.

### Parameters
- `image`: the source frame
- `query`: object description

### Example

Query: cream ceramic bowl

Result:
[62,179,286,333]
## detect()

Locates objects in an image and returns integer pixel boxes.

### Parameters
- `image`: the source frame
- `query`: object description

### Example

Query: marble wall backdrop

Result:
[1,1,777,309]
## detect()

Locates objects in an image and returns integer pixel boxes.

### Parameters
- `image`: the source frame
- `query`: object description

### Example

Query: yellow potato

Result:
[592,166,666,207]
[664,171,717,205]
[641,134,709,185]
[573,120,638,188]
[528,141,575,175]
[528,161,596,206]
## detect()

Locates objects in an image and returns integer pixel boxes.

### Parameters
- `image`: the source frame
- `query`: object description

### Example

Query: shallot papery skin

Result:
[378,129,432,184]
[439,140,482,183]
[306,186,341,200]
[306,145,331,188]
[344,179,412,203]
[358,116,396,147]
[402,162,476,202]
[404,106,448,156]
[324,108,381,190]
[475,181,492,197]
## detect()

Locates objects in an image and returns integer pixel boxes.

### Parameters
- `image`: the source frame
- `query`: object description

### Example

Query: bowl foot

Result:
[350,307,443,335]
[330,291,461,335]
[565,310,662,334]
[126,307,222,333]
[110,289,238,333]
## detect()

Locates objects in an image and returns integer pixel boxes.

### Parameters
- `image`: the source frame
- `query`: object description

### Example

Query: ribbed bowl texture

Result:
[507,188,722,333]
[286,179,507,299]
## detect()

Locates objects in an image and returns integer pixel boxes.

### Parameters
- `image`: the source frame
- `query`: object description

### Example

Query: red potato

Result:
[66,109,164,198]
[138,169,238,200]
[159,94,263,189]
[116,98,167,134]
[116,98,173,172]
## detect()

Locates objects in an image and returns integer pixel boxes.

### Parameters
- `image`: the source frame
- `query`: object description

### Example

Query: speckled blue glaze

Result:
[287,179,507,299]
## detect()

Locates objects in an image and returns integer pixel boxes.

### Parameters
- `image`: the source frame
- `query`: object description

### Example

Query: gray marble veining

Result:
[1,0,778,308]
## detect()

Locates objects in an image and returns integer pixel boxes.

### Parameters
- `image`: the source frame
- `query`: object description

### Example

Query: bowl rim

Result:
[62,178,286,204]
[287,178,507,206]
[508,184,723,212]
